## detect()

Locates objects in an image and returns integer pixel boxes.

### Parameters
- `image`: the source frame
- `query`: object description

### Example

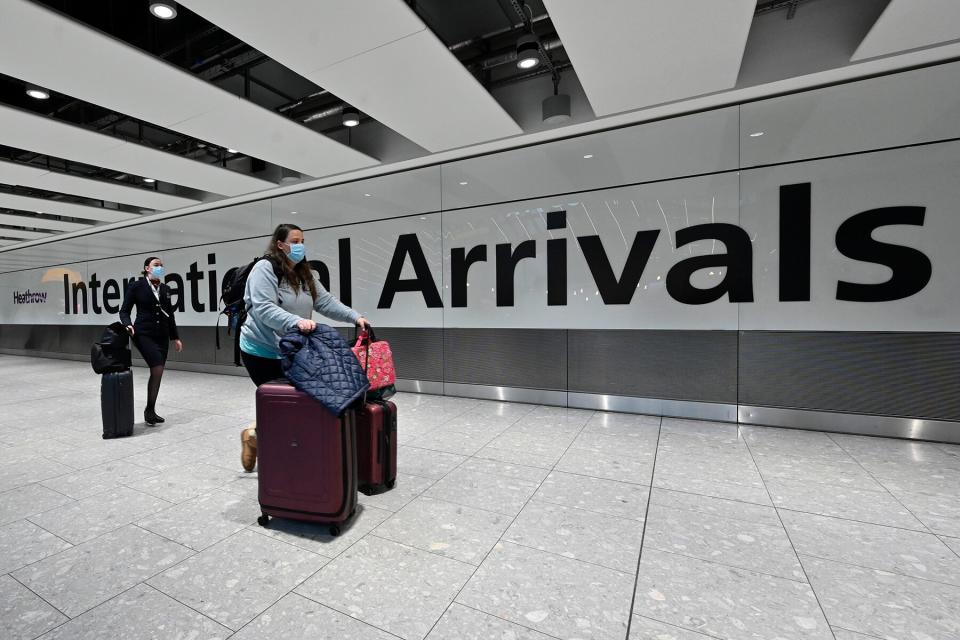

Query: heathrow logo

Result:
[13,289,48,304]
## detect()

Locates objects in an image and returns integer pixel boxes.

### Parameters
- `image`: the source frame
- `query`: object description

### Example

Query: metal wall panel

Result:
[443,328,567,390]
[568,330,738,404]
[739,331,960,421]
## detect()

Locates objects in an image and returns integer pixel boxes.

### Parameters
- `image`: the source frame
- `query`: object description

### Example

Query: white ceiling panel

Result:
[0,159,199,211]
[169,96,376,178]
[0,104,274,196]
[0,0,378,178]
[543,0,756,115]
[852,0,960,61]
[308,29,523,151]
[0,193,138,223]
[0,212,90,232]
[180,0,425,72]
[179,0,523,152]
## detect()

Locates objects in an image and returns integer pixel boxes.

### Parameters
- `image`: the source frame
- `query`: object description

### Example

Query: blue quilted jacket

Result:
[279,326,370,416]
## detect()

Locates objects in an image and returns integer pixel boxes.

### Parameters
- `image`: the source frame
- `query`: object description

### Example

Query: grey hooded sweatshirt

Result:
[239,259,360,359]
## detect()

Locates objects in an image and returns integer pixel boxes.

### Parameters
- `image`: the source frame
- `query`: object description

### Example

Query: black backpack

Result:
[91,322,132,374]
[216,256,282,366]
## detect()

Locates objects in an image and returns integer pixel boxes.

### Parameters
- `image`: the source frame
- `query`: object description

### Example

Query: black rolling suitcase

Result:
[101,370,134,439]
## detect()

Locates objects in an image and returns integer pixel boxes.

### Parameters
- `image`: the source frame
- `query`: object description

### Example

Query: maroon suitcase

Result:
[254,381,358,536]
[356,400,397,495]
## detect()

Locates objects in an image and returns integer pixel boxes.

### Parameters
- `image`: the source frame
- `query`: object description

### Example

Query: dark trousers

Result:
[241,350,284,387]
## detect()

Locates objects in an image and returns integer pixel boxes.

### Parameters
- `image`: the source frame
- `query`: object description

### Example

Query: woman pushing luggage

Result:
[237,223,369,471]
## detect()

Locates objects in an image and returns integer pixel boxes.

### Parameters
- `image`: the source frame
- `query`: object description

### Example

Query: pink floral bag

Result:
[352,328,396,393]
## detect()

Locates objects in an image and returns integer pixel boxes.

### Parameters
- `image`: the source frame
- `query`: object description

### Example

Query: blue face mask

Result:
[149,265,165,279]
[286,243,306,263]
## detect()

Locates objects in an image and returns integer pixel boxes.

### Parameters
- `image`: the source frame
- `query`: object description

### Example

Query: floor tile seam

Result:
[624,418,663,640]
[136,582,236,635]
[435,464,545,488]
[16,517,75,550]
[364,531,480,570]
[940,535,960,562]
[470,447,556,469]
[416,404,596,640]
[830,624,886,640]
[404,491,526,518]
[285,590,409,640]
[243,526,337,561]
[495,538,637,576]
[550,467,652,487]
[740,435,850,638]
[7,570,72,622]
[773,505,938,536]
[641,543,810,585]
[631,613,726,640]
[825,433,937,536]
[794,550,960,589]
[646,501,788,531]
[529,493,648,522]
[450,600,566,640]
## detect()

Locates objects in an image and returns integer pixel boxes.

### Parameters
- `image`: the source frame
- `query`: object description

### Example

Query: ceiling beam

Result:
[853,0,960,61]
[0,211,91,232]
[0,192,139,223]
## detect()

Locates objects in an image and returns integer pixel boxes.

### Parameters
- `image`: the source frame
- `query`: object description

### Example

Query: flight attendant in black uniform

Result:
[120,256,183,425]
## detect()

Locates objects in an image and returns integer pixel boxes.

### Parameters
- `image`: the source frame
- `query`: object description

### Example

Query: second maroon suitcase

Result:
[356,400,397,495]
[254,381,358,536]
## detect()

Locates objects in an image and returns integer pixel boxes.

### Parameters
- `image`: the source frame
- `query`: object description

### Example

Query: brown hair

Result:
[265,224,317,300]
[142,256,160,276]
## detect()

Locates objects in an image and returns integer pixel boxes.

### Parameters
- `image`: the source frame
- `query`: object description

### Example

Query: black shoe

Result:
[144,409,164,425]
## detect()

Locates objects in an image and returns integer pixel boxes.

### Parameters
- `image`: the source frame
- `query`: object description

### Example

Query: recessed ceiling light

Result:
[516,34,541,70]
[582,154,594,159]
[143,177,156,183]
[749,131,764,137]
[25,86,50,100]
[226,148,238,153]
[342,107,360,127]
[149,2,177,19]
[459,181,468,186]
[290,211,298,215]
[363,193,372,197]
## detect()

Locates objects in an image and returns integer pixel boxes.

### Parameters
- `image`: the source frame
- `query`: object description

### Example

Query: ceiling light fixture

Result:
[583,154,594,159]
[149,2,177,20]
[749,131,764,137]
[459,181,468,186]
[25,86,50,100]
[142,177,156,183]
[516,34,541,70]
[226,148,237,153]
[363,193,372,197]
[342,107,360,127]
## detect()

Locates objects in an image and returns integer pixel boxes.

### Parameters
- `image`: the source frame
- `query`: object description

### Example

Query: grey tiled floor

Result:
[1,355,959,639]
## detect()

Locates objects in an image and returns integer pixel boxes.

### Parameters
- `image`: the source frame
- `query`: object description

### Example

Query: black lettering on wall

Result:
[164,274,185,313]
[451,245,487,307]
[577,230,659,304]
[62,274,70,314]
[338,238,352,306]
[71,281,88,314]
[835,206,932,302]
[495,240,536,307]
[378,233,443,308]
[309,260,331,291]
[780,182,811,301]
[547,210,567,306]
[89,273,103,314]
[667,223,754,304]
[207,253,217,311]
[102,279,121,314]
[186,261,205,312]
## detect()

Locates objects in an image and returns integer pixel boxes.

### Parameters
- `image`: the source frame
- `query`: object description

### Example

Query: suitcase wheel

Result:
[386,479,396,489]
[257,515,270,528]
[329,525,341,537]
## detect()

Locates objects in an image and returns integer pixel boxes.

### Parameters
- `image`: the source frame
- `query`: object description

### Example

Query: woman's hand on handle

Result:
[296,318,317,334]
[356,316,370,331]
[173,339,183,353]
[126,325,135,336]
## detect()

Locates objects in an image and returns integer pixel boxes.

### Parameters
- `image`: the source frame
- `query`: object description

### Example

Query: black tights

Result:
[146,365,164,413]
